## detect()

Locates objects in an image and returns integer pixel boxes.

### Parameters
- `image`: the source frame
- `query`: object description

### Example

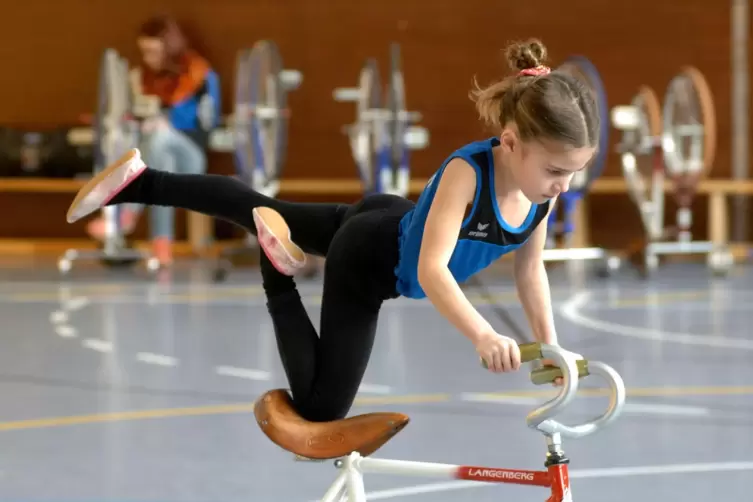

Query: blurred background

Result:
[0,0,744,257]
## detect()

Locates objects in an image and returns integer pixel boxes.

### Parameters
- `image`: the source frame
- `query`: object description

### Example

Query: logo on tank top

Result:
[468,222,489,238]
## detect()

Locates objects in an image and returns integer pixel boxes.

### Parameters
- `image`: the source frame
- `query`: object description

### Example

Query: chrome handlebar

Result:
[482,343,626,439]
[526,345,626,438]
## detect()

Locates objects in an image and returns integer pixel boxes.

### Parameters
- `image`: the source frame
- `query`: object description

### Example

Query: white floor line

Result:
[81,339,113,353]
[358,383,393,395]
[352,460,753,500]
[623,401,711,416]
[63,296,90,311]
[461,393,711,417]
[559,291,753,350]
[136,352,178,367]
[215,365,271,381]
[460,392,541,405]
[600,301,753,312]
[53,325,78,338]
[49,310,68,324]
[49,295,90,341]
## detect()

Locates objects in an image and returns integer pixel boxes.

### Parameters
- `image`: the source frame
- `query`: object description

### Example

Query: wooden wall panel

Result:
[0,0,736,248]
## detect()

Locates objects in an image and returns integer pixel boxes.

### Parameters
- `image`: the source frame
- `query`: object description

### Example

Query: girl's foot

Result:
[252,207,306,276]
[67,148,146,224]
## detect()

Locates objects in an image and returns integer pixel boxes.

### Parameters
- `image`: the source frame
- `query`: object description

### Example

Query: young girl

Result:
[66,39,598,434]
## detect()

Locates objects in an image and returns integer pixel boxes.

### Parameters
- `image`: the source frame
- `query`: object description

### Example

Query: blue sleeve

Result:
[205,69,222,128]
[165,69,222,131]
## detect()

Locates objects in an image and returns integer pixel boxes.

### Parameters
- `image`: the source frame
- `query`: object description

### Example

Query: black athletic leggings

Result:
[107,169,414,421]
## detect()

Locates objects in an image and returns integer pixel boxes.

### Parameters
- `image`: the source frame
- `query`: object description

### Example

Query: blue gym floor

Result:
[0,258,751,501]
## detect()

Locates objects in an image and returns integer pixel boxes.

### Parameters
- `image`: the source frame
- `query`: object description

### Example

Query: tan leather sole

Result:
[253,207,305,263]
[66,148,141,223]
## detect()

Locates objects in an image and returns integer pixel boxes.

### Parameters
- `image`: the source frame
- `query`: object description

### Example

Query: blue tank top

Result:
[394,137,551,299]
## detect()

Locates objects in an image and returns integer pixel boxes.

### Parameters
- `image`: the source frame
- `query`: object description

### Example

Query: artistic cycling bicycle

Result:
[254,342,626,502]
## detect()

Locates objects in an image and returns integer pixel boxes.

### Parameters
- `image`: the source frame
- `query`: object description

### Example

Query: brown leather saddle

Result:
[254,389,410,460]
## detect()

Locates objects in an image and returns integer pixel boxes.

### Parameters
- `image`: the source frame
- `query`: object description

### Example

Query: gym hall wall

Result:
[0,0,737,248]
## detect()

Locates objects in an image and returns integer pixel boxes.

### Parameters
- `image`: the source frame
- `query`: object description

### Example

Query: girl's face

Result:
[138,36,165,71]
[499,129,595,204]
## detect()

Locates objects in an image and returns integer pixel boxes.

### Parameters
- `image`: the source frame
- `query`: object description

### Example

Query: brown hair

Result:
[138,14,189,74]
[470,39,599,149]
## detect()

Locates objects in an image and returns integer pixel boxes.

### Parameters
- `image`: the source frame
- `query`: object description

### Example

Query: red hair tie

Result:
[519,65,551,77]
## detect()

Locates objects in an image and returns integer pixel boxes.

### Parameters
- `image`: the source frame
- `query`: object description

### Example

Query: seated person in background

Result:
[87,14,221,267]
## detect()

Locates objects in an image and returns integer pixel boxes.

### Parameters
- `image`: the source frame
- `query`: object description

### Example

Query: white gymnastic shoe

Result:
[66,148,146,224]
[252,207,307,276]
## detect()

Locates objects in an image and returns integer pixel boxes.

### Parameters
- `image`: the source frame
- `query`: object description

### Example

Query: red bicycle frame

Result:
[456,459,570,502]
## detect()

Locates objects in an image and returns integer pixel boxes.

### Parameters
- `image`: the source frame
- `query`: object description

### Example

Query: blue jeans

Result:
[135,126,207,239]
